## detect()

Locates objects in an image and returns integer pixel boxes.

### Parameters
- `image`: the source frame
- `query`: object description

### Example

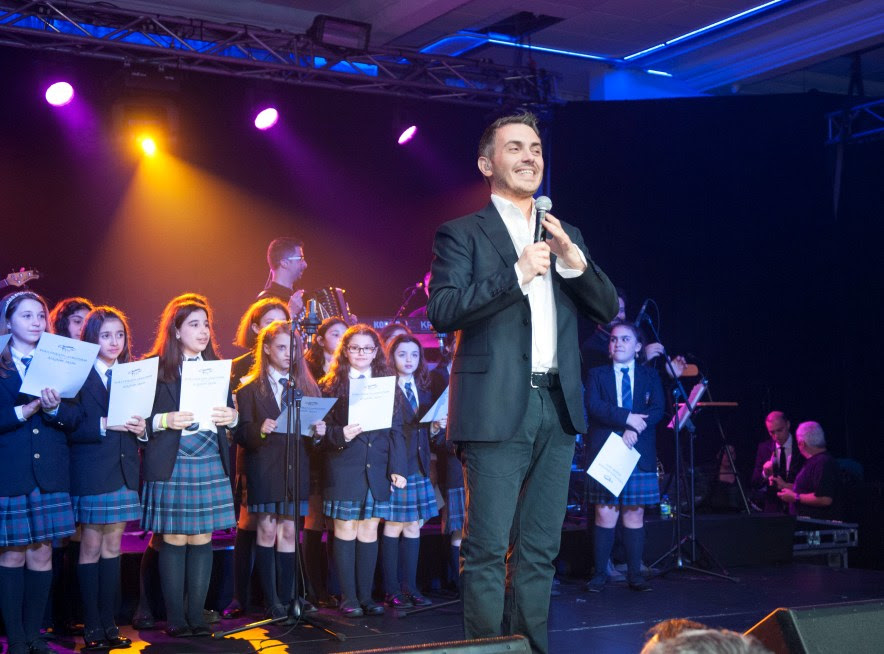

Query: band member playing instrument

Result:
[257,238,307,319]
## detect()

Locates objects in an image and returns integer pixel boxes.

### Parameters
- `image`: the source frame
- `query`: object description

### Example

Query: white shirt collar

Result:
[349,368,372,380]
[612,359,636,375]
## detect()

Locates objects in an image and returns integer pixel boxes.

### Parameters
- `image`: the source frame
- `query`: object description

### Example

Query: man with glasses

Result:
[427,112,618,654]
[257,237,308,318]
[750,411,805,513]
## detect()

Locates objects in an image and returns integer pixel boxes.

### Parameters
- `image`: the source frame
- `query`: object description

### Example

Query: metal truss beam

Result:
[0,0,558,108]
[827,98,884,145]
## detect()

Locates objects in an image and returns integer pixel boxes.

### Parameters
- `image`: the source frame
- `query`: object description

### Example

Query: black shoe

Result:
[105,635,132,649]
[408,592,432,607]
[164,624,192,638]
[203,609,221,624]
[339,599,363,618]
[361,600,385,616]
[190,624,213,637]
[628,581,653,592]
[27,640,53,654]
[131,612,155,630]
[8,644,29,654]
[221,600,243,619]
[266,603,288,620]
[385,592,413,608]
[316,594,339,609]
[81,639,110,652]
[585,576,606,593]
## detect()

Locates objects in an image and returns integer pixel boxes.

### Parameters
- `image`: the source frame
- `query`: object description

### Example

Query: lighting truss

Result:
[827,98,884,145]
[0,0,558,108]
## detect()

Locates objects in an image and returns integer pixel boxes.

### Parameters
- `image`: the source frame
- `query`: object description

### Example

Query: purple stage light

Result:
[45,82,74,107]
[397,125,417,145]
[254,107,279,130]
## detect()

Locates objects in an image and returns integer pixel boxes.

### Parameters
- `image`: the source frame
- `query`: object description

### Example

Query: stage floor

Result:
[15,562,884,653]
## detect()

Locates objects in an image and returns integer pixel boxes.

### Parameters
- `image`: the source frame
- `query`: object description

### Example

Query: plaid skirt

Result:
[72,485,141,525]
[588,470,660,507]
[0,487,76,547]
[443,486,466,533]
[248,500,309,518]
[388,473,439,523]
[323,488,392,521]
[141,430,235,534]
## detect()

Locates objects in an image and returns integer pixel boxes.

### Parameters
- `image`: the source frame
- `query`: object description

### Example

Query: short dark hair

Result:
[609,320,642,344]
[477,111,541,161]
[267,237,304,269]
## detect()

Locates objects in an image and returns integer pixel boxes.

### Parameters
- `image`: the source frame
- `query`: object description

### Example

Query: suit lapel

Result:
[83,368,109,410]
[476,203,519,268]
[259,383,282,420]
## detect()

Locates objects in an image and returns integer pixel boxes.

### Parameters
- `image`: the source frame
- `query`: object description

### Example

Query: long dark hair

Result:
[305,316,347,380]
[241,320,319,398]
[143,294,221,383]
[81,306,134,364]
[319,324,391,398]
[386,333,429,391]
[1,291,51,377]
[49,297,94,338]
[233,297,290,350]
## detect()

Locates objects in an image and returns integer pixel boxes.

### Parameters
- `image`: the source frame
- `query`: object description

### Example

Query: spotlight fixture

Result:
[45,81,74,107]
[139,135,157,157]
[254,107,279,130]
[308,15,371,51]
[397,125,418,145]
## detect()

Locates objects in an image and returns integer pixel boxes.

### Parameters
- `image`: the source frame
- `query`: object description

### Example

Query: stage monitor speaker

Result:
[746,600,884,653]
[346,635,529,654]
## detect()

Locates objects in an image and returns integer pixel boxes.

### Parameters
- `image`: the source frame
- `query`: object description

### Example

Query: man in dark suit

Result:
[427,112,618,653]
[750,411,805,513]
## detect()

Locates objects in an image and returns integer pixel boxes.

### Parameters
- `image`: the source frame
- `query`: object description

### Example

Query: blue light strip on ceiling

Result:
[486,38,610,62]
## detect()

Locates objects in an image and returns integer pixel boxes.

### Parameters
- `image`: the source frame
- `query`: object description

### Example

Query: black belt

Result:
[530,371,559,389]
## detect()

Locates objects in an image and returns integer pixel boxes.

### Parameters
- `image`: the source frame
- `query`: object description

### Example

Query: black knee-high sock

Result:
[448,544,461,590]
[303,529,326,600]
[401,536,420,595]
[355,540,378,604]
[22,568,52,643]
[276,551,296,606]
[45,546,64,629]
[381,535,400,596]
[185,543,213,627]
[231,528,256,606]
[325,531,339,596]
[77,562,101,637]
[622,526,645,583]
[332,538,356,603]
[254,545,278,608]
[158,543,187,627]
[593,526,616,581]
[136,544,159,617]
[0,566,26,646]
[98,556,120,632]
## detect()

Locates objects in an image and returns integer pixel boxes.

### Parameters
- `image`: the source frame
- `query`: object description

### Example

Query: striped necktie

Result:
[105,368,113,392]
[620,367,633,411]
[404,381,418,412]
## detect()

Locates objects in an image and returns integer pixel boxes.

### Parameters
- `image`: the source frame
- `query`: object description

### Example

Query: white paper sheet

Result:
[106,357,159,427]
[587,432,641,497]
[274,396,338,436]
[420,386,449,423]
[179,359,232,433]
[0,334,10,354]
[348,376,396,432]
[19,332,99,398]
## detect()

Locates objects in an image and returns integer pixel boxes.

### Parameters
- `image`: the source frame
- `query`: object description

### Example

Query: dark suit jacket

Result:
[68,368,140,496]
[319,380,406,503]
[585,364,665,472]
[141,378,233,482]
[428,364,463,491]
[0,369,76,495]
[427,201,618,442]
[398,383,432,477]
[750,436,805,512]
[235,378,311,504]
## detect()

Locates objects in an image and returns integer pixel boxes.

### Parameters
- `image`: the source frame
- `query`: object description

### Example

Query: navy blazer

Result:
[68,368,140,496]
[585,364,665,472]
[234,378,311,504]
[399,383,432,477]
[141,378,233,482]
[0,369,76,496]
[428,202,618,442]
[319,380,406,503]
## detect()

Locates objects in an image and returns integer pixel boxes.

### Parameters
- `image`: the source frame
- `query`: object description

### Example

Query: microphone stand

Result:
[393,285,422,320]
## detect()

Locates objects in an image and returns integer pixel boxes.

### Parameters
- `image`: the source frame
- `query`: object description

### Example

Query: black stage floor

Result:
[12,563,884,653]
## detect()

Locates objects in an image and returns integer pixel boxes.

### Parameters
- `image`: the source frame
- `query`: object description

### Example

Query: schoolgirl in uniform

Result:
[319,325,406,617]
[0,291,77,654]
[48,297,93,340]
[381,334,440,608]
[302,316,346,607]
[235,320,326,619]
[223,297,290,620]
[70,306,145,651]
[140,294,237,637]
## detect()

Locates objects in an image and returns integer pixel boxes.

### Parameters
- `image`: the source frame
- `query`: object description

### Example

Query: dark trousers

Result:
[460,386,575,654]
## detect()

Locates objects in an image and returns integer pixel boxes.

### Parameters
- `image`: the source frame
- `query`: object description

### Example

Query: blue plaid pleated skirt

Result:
[72,485,141,524]
[0,487,76,547]
[588,470,660,507]
[141,430,235,534]
[388,473,439,523]
[248,500,309,517]
[443,486,466,533]
[323,488,392,521]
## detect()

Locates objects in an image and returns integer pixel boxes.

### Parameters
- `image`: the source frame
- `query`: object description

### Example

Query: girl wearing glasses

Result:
[235,321,325,620]
[318,325,406,618]
[380,334,440,609]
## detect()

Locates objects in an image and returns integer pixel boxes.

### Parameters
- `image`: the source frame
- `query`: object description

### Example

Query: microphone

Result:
[533,196,552,243]
[633,299,650,328]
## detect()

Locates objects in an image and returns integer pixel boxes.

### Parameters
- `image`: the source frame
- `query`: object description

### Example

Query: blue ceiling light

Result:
[645,69,673,77]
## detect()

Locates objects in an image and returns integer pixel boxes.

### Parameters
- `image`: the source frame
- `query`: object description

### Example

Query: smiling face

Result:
[392,341,420,377]
[97,317,126,366]
[479,122,543,202]
[345,333,378,374]
[8,298,47,350]
[608,324,642,364]
[177,308,210,358]
[264,331,291,375]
